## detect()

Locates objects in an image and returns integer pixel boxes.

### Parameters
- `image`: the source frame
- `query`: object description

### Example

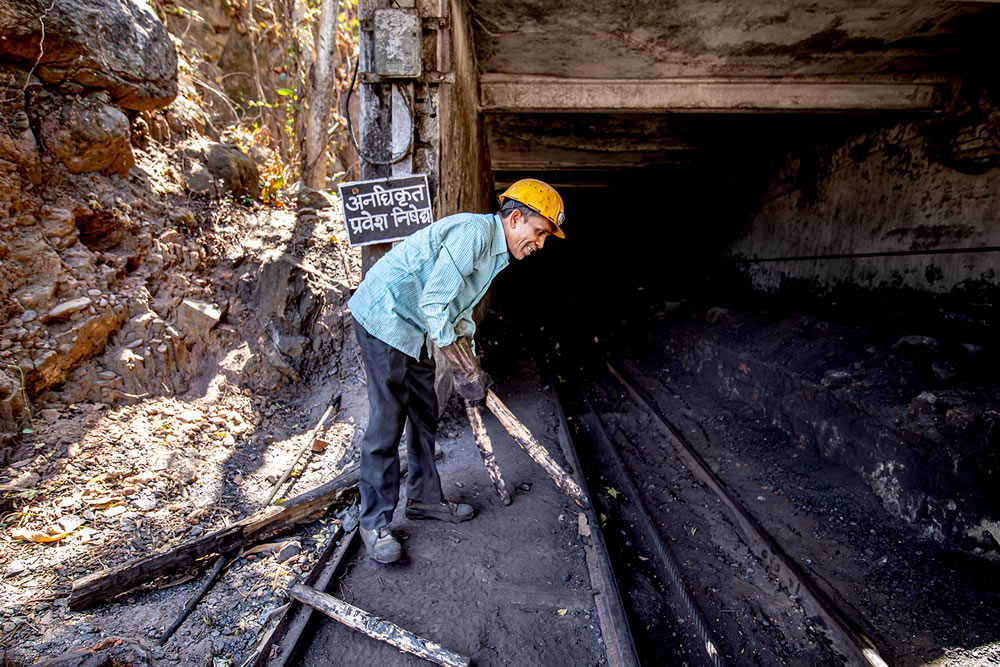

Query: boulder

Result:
[205,142,259,198]
[182,140,259,199]
[0,110,41,185]
[38,95,134,175]
[283,181,337,209]
[177,298,221,336]
[0,0,177,110]
[40,207,79,248]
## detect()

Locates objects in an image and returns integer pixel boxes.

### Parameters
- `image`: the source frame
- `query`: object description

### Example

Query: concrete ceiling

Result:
[470,0,1000,185]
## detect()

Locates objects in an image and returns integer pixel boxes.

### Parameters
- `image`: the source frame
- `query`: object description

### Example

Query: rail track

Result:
[260,357,896,666]
[552,360,890,667]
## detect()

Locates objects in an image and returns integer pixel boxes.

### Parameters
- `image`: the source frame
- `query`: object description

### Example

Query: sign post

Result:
[338,174,433,247]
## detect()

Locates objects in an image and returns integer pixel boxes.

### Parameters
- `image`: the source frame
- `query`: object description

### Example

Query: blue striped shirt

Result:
[348,212,510,359]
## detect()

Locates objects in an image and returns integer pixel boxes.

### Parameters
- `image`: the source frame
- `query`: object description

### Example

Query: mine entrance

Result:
[481,105,1000,665]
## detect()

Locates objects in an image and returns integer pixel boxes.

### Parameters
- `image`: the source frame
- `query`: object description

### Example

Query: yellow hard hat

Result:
[498,179,566,239]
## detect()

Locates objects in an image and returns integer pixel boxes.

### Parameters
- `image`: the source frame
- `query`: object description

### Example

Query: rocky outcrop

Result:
[0,0,182,439]
[37,93,135,175]
[0,0,177,110]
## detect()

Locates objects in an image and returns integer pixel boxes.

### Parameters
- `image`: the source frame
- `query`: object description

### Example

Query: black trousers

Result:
[353,317,442,531]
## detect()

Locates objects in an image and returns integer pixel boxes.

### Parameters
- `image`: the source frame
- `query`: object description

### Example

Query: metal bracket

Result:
[422,17,449,30]
[361,71,454,85]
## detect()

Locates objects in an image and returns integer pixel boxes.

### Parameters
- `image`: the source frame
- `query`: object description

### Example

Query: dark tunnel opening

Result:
[478,110,1000,665]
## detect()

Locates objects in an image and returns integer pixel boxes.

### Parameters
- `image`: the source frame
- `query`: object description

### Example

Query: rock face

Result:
[38,94,134,175]
[0,0,182,440]
[0,0,177,110]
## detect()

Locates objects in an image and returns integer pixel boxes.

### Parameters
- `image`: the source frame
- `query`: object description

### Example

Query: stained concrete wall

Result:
[732,114,1000,298]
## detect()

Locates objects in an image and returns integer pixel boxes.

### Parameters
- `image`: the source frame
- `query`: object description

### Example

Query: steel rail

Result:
[549,374,641,667]
[574,388,726,667]
[605,361,889,667]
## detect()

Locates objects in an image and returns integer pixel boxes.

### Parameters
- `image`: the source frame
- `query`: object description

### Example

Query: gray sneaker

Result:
[359,525,402,563]
[404,499,476,523]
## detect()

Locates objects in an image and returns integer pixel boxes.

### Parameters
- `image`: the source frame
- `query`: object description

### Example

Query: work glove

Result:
[440,337,492,403]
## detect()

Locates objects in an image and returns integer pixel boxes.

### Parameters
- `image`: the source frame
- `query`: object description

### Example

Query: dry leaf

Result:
[82,497,116,508]
[122,471,158,486]
[12,527,72,543]
[311,438,330,453]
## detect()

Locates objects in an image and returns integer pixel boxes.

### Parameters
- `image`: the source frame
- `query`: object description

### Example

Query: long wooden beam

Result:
[69,463,364,610]
[480,75,943,113]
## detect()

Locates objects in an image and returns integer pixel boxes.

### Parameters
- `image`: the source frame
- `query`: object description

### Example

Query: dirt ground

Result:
[298,356,606,666]
[0,272,613,667]
[0,179,369,665]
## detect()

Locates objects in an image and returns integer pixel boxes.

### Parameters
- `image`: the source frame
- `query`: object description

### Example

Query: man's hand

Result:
[440,337,492,403]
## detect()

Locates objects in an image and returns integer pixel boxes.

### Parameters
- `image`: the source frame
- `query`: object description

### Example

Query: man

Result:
[347,178,566,563]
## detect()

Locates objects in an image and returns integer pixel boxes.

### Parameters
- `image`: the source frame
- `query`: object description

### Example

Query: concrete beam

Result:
[480,75,944,113]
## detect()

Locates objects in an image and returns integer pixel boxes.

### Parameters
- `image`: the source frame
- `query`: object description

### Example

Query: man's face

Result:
[504,210,555,260]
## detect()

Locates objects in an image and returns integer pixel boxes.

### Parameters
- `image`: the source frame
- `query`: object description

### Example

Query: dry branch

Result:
[485,390,590,509]
[289,584,471,667]
[465,400,511,505]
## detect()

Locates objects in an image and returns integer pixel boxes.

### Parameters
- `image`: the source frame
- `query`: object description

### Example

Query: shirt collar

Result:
[492,213,510,263]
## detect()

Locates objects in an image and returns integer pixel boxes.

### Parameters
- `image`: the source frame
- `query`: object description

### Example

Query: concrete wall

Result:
[732,113,1000,297]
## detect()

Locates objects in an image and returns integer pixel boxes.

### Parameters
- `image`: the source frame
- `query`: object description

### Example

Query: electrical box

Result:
[373,8,422,79]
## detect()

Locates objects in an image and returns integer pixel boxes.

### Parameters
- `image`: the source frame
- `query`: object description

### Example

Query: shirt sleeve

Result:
[455,314,477,346]
[417,225,485,348]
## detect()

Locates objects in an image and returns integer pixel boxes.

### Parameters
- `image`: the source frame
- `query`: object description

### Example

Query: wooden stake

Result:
[485,390,590,509]
[263,393,341,507]
[464,400,511,505]
[158,549,236,646]
[289,584,470,667]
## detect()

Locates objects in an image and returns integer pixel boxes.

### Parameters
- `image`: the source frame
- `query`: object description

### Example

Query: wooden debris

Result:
[69,463,363,610]
[484,390,590,509]
[464,400,511,505]
[289,584,471,667]
[158,549,236,646]
[250,525,353,667]
[262,393,341,507]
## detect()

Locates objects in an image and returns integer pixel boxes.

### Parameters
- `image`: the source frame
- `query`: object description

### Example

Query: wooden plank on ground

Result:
[252,525,356,667]
[69,463,363,610]
[289,584,471,667]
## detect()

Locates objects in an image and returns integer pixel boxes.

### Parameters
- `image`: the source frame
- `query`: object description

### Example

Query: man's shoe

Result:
[359,525,402,563]
[404,499,476,523]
